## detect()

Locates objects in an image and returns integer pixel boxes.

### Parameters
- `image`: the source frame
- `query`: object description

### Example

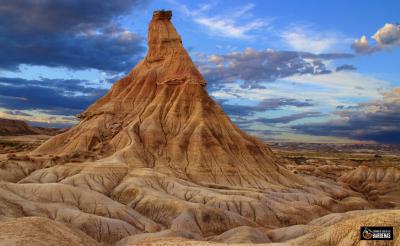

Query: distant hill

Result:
[0,118,60,136]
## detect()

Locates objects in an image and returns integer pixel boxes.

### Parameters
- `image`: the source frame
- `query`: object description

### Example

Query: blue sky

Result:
[0,0,399,143]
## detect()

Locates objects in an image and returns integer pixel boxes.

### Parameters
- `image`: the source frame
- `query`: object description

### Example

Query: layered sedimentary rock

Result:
[338,165,400,208]
[33,10,300,189]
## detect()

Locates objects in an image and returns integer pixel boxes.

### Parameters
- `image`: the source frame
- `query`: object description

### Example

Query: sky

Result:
[0,0,399,144]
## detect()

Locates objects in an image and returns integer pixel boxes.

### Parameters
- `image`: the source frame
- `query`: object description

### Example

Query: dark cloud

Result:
[336,105,361,110]
[0,0,150,72]
[201,48,354,90]
[219,98,314,117]
[293,88,400,144]
[257,98,314,110]
[316,53,355,59]
[256,112,324,124]
[223,116,254,129]
[0,77,107,115]
[352,23,400,54]
[336,64,357,72]
[0,28,145,72]
[220,104,258,117]
[0,0,146,32]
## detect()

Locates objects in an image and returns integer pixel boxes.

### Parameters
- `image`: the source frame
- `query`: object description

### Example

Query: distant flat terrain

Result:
[268,141,400,155]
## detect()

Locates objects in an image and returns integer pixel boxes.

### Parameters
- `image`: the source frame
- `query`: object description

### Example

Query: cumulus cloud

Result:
[352,35,373,54]
[0,0,149,71]
[373,23,400,46]
[352,23,400,54]
[293,88,400,143]
[200,48,353,90]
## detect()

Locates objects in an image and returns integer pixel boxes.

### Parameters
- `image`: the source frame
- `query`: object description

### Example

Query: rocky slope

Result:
[0,217,100,246]
[0,10,398,245]
[0,118,59,136]
[32,10,301,189]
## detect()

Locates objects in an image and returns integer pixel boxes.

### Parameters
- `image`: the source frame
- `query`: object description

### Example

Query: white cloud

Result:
[352,23,400,54]
[280,25,347,53]
[211,71,390,110]
[352,35,372,53]
[372,23,400,46]
[286,71,388,96]
[170,1,215,17]
[194,17,265,39]
[169,1,267,39]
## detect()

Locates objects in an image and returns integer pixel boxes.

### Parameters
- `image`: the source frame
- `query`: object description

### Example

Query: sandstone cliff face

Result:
[33,10,301,189]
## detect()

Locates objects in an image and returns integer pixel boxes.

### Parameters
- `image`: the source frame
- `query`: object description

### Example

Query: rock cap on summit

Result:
[152,10,172,20]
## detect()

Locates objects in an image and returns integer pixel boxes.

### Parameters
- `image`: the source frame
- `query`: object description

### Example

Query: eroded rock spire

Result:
[146,10,205,86]
[33,10,300,188]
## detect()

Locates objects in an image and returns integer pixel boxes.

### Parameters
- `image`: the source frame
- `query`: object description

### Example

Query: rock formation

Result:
[33,10,301,189]
[0,118,59,136]
[0,217,100,246]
